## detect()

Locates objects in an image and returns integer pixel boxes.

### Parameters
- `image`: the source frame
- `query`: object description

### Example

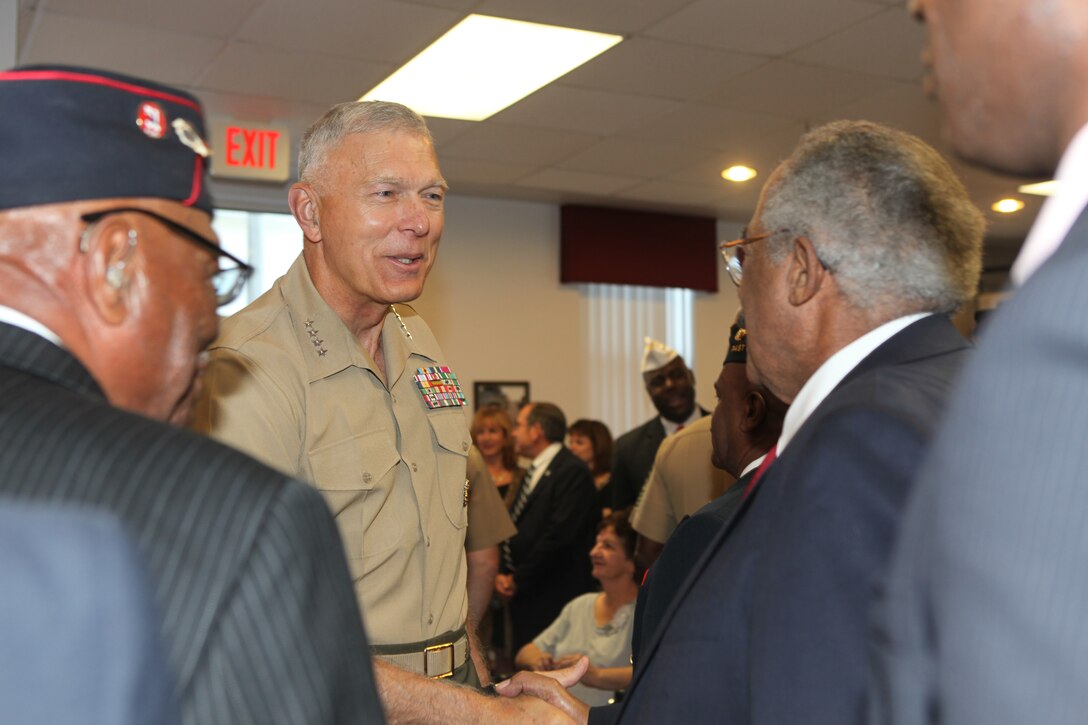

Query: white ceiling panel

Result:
[439,123,600,166]
[20,12,225,86]
[490,85,682,136]
[472,0,698,35]
[789,7,926,81]
[200,42,393,106]
[810,82,942,140]
[644,0,884,57]
[560,37,767,101]
[701,60,893,119]
[557,137,712,178]
[437,157,541,186]
[235,0,461,65]
[36,0,261,38]
[617,102,794,151]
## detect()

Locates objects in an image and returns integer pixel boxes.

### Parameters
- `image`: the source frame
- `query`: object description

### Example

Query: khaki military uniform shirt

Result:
[630,416,735,544]
[465,446,516,552]
[195,254,470,646]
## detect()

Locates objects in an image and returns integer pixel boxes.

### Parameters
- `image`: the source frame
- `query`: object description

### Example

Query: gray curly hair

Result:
[758,120,985,317]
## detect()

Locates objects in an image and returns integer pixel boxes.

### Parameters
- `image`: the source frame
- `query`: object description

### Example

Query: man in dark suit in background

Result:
[563,120,983,725]
[611,338,706,511]
[0,65,581,725]
[497,402,598,652]
[869,3,1088,723]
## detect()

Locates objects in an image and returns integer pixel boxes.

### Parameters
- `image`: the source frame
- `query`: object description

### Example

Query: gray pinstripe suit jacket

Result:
[0,323,384,725]
[870,207,1088,724]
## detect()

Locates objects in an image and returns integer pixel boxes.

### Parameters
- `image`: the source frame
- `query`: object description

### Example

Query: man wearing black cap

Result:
[630,312,787,659]
[0,64,386,724]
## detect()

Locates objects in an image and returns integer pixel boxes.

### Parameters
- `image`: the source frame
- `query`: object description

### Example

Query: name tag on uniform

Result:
[414,366,467,409]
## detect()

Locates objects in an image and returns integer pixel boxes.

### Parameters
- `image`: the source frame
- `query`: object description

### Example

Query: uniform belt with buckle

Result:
[371,626,468,679]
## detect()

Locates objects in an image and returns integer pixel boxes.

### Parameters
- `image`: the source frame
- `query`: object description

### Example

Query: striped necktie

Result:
[510,464,535,523]
[502,465,535,572]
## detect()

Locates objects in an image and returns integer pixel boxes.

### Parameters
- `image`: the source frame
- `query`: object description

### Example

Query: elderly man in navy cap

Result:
[0,64,585,725]
[0,64,386,724]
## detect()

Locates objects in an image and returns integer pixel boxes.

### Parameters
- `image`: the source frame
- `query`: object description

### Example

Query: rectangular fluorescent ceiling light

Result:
[361,14,623,121]
[1018,180,1059,196]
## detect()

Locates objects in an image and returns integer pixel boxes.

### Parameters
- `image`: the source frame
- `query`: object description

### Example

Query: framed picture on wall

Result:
[474,381,531,421]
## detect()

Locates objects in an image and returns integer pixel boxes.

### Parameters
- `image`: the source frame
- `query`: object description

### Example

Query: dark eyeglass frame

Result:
[80,207,254,306]
[720,230,775,287]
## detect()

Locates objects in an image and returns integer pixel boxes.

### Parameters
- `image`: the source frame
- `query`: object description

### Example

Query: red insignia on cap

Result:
[136,101,167,139]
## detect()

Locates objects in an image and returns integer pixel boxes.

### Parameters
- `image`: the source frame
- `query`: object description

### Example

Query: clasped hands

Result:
[495,655,591,724]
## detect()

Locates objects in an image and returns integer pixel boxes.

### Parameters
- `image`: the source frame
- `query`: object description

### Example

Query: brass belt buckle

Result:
[423,641,455,679]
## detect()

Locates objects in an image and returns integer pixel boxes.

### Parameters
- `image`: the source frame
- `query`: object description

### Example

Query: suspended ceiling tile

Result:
[33,0,261,38]
[440,123,601,166]
[616,102,792,151]
[789,8,926,81]
[558,137,713,178]
[472,0,697,35]
[491,85,682,136]
[20,12,225,86]
[438,157,542,186]
[201,41,393,106]
[644,0,884,56]
[701,60,893,119]
[235,0,461,65]
[561,37,767,101]
[809,82,941,140]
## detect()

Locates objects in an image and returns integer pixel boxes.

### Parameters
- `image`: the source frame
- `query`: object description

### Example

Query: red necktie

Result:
[743,445,777,499]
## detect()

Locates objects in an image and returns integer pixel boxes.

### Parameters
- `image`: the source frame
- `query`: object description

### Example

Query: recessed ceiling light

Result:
[992,198,1025,214]
[360,14,623,122]
[1018,180,1059,196]
[721,165,757,182]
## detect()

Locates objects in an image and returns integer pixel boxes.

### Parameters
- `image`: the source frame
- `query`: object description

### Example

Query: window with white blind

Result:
[580,283,694,436]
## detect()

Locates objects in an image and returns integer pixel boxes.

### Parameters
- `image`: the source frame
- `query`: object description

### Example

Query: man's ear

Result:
[786,235,828,307]
[740,389,767,433]
[82,221,139,325]
[288,182,323,243]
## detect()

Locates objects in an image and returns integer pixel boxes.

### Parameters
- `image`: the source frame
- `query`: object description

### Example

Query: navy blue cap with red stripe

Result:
[0,64,213,214]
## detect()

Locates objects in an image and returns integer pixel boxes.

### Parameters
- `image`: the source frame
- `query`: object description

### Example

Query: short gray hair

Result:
[298,100,434,183]
[759,120,985,316]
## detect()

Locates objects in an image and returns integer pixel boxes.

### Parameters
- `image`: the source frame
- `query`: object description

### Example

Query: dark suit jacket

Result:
[0,324,384,725]
[0,504,177,725]
[631,471,748,659]
[504,446,597,650]
[870,207,1088,725]
[611,408,708,511]
[593,315,969,725]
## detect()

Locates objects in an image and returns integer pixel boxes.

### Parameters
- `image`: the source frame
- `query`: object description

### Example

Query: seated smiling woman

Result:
[515,509,639,706]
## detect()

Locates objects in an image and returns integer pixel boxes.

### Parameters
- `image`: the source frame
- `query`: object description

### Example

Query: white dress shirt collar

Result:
[775,313,930,455]
[524,442,563,495]
[739,453,767,480]
[0,305,62,347]
[1011,122,1088,285]
[661,406,703,436]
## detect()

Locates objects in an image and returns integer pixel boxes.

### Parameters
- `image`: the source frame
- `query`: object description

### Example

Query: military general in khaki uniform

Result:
[195,101,536,718]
